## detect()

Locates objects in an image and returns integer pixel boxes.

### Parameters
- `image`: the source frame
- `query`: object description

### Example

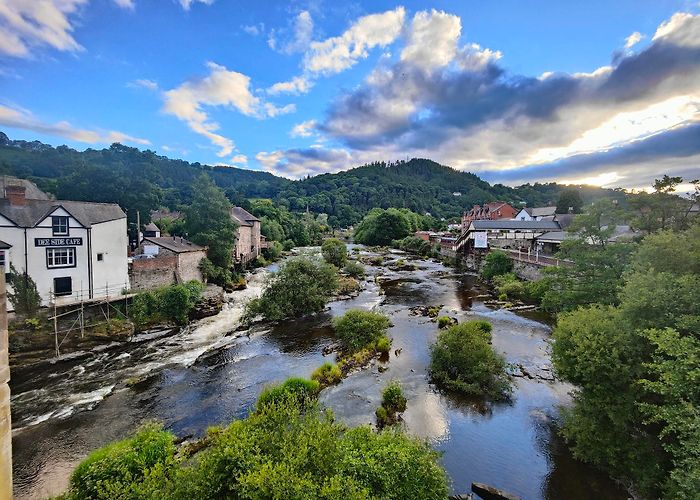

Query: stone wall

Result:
[0,272,12,498]
[177,250,205,283]
[512,260,544,281]
[130,255,178,290]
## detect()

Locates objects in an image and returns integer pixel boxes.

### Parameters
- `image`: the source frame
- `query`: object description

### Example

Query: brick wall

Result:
[130,255,178,290]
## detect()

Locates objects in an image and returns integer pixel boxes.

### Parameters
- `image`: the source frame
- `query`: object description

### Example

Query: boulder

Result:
[471,482,520,500]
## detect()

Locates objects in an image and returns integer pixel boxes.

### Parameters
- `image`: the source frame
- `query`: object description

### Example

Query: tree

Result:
[6,264,41,316]
[480,250,513,279]
[629,175,697,233]
[354,208,413,246]
[321,238,348,268]
[184,174,237,270]
[556,189,583,214]
[332,309,391,352]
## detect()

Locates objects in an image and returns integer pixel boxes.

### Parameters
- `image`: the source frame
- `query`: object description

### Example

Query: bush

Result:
[437,316,451,329]
[337,276,361,295]
[343,260,365,278]
[393,236,438,257]
[263,241,283,260]
[382,380,407,414]
[131,281,204,328]
[430,320,511,400]
[498,293,508,301]
[7,264,41,316]
[282,239,295,251]
[375,335,391,354]
[333,309,391,352]
[256,377,320,410]
[311,362,342,386]
[493,273,547,303]
[321,238,348,268]
[245,257,339,322]
[67,422,175,499]
[66,398,450,499]
[481,250,514,279]
[198,257,234,287]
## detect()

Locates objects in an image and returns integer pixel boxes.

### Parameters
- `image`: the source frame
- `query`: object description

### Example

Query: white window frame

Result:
[52,216,69,236]
[0,250,6,272]
[47,247,76,268]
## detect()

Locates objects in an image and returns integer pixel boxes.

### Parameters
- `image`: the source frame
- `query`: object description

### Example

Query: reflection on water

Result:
[11,249,627,499]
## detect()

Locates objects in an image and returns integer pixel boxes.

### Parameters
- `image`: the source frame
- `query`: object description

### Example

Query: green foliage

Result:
[556,188,583,214]
[628,175,699,233]
[382,381,407,414]
[24,317,41,330]
[551,221,700,497]
[246,257,338,322]
[481,250,514,279]
[6,264,41,316]
[311,362,343,386]
[321,238,348,268]
[184,174,237,270]
[263,240,283,260]
[437,316,451,329]
[375,335,391,354]
[333,309,391,352]
[131,281,204,328]
[198,257,235,287]
[67,422,176,500]
[493,273,547,302]
[256,377,320,410]
[430,321,511,400]
[393,236,439,257]
[354,208,417,246]
[342,260,365,278]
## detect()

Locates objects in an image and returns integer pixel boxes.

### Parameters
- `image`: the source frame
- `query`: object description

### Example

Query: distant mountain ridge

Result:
[0,133,621,227]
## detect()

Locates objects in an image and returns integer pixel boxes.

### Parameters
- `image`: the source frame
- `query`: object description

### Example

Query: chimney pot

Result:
[5,184,26,206]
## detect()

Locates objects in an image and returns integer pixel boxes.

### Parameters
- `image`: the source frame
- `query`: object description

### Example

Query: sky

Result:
[0,0,699,190]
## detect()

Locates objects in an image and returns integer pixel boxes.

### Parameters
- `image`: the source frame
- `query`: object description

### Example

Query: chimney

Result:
[5,184,26,206]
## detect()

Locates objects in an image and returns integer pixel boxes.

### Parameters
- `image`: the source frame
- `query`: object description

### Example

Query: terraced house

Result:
[0,181,129,311]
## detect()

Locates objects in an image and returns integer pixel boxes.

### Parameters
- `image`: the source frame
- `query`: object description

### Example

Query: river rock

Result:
[190,285,225,320]
[471,482,520,500]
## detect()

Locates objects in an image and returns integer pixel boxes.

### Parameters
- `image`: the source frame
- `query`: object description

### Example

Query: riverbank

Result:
[11,248,627,499]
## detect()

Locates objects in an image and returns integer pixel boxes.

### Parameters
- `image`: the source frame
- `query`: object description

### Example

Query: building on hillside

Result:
[131,236,206,290]
[230,206,261,266]
[0,183,129,310]
[456,219,561,254]
[143,222,161,238]
[462,202,517,230]
[513,206,557,221]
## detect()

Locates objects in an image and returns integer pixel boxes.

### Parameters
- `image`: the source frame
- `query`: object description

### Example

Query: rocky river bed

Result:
[10,248,628,499]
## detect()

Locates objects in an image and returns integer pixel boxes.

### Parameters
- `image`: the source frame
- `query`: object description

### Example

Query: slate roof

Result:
[530,206,557,217]
[230,206,259,227]
[142,236,205,253]
[0,199,126,228]
[470,220,561,230]
[144,222,160,232]
[536,231,569,243]
[0,176,51,200]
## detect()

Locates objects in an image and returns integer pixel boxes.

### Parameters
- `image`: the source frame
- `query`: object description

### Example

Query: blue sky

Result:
[1,0,699,189]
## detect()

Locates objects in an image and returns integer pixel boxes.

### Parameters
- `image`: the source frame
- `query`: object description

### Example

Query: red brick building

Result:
[462,202,517,230]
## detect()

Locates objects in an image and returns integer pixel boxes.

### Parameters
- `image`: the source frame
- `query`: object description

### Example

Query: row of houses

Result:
[0,179,266,311]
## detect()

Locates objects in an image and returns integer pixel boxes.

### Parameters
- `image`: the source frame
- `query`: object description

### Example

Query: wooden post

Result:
[54,296,59,358]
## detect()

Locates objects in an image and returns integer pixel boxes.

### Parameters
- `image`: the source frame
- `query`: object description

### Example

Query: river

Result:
[10,248,627,499]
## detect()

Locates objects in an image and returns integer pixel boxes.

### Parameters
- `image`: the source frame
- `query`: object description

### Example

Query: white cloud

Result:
[624,31,644,49]
[0,0,88,57]
[267,76,313,95]
[257,147,354,178]
[242,23,264,36]
[401,10,461,72]
[264,102,296,117]
[290,119,317,137]
[229,153,247,164]
[456,43,502,71]
[0,104,150,145]
[269,10,314,54]
[113,0,135,10]
[127,78,158,91]
[179,0,214,10]
[303,7,405,75]
[652,12,700,47]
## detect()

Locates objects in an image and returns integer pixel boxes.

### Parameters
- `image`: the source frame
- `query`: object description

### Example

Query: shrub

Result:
[343,260,366,278]
[392,236,437,257]
[333,309,391,352]
[311,362,342,386]
[24,318,41,331]
[7,264,41,316]
[256,377,320,410]
[282,239,295,251]
[66,400,449,499]
[67,422,175,499]
[131,281,204,328]
[382,380,407,414]
[337,277,361,295]
[321,238,348,268]
[263,241,283,260]
[375,406,389,427]
[245,257,339,322]
[375,335,391,354]
[498,293,508,301]
[481,250,514,279]
[437,316,451,329]
[430,320,511,400]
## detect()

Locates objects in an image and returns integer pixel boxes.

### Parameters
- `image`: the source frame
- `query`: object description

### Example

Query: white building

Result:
[0,184,129,310]
[513,206,557,221]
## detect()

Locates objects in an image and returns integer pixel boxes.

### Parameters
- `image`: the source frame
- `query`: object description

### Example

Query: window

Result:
[0,250,5,272]
[52,216,69,236]
[54,277,72,296]
[97,253,104,261]
[47,247,76,268]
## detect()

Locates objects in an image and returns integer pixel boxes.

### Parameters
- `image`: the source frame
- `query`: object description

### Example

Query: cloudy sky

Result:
[1,0,699,189]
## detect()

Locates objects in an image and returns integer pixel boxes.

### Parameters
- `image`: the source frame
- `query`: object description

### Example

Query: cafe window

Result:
[52,216,69,236]
[53,277,72,296]
[46,247,76,268]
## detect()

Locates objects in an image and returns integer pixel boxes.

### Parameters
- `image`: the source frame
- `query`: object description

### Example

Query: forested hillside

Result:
[0,133,622,227]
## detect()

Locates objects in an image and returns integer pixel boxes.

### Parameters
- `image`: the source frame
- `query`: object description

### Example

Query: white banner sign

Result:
[474,231,488,249]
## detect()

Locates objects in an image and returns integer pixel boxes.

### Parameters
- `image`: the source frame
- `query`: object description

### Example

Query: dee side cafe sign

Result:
[35,237,83,247]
